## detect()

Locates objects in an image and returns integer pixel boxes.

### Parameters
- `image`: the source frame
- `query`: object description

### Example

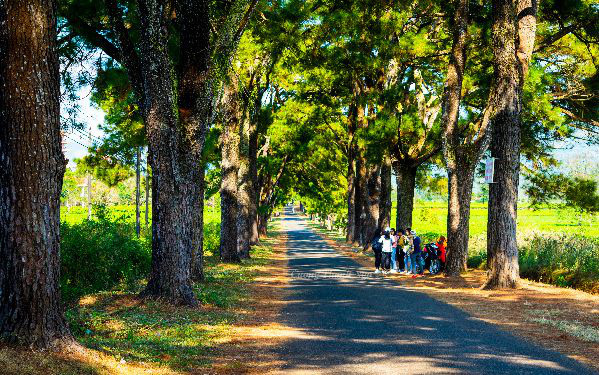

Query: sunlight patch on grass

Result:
[530,317,599,343]
[62,240,276,372]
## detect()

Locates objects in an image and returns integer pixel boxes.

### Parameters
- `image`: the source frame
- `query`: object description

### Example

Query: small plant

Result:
[60,204,151,301]
[530,317,599,343]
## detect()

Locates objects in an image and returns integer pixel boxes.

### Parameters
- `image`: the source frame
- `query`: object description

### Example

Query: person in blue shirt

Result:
[410,229,425,275]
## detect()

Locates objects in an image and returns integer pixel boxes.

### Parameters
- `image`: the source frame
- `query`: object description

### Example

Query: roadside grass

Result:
[64,239,277,372]
[0,222,280,375]
[528,309,599,344]
[529,316,599,343]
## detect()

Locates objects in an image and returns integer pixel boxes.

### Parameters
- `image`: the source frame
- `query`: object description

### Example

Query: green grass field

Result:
[61,203,221,226]
[391,201,599,240]
[62,202,598,240]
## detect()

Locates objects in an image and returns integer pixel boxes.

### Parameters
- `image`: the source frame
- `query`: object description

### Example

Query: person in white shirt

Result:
[378,228,393,274]
[390,228,398,273]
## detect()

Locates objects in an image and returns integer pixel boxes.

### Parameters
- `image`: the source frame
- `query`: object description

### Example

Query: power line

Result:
[72,126,102,143]
[63,132,90,149]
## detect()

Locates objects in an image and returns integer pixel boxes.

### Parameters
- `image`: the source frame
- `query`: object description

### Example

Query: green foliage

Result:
[64,234,277,371]
[60,205,151,301]
[525,169,599,213]
[519,234,599,294]
[564,178,599,213]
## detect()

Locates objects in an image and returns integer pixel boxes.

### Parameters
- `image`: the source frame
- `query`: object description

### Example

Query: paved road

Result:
[275,210,595,374]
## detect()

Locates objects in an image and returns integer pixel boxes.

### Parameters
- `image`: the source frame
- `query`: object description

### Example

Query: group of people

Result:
[372,227,447,276]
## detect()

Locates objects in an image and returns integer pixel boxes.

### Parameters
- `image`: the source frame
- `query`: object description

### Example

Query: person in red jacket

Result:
[436,236,447,271]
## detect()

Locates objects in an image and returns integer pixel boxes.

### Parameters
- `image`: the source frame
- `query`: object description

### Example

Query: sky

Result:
[61,57,106,168]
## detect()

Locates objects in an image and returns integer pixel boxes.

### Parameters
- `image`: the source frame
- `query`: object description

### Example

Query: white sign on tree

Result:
[485,157,495,183]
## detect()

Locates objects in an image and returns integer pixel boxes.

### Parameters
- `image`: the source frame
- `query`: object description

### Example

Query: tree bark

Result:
[360,164,380,248]
[483,0,537,289]
[237,104,252,259]
[138,0,201,306]
[258,213,268,238]
[395,163,417,231]
[378,156,392,230]
[445,163,475,275]
[346,103,358,244]
[441,0,472,276]
[0,0,72,348]
[192,165,205,281]
[346,154,357,243]
[356,151,369,246]
[248,120,260,245]
[220,80,241,263]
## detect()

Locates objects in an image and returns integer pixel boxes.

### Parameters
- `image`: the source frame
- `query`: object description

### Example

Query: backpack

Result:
[372,237,382,252]
[402,235,412,255]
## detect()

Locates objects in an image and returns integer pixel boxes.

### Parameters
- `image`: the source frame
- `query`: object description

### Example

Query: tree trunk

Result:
[346,157,357,243]
[138,0,199,306]
[378,156,392,230]
[441,0,471,276]
[346,104,357,244]
[0,0,72,348]
[445,163,475,275]
[237,111,252,259]
[395,163,417,231]
[484,0,524,289]
[220,80,241,263]
[353,150,364,244]
[356,152,369,246]
[135,146,141,238]
[361,164,380,248]
[258,213,268,238]
[249,119,260,245]
[192,165,205,281]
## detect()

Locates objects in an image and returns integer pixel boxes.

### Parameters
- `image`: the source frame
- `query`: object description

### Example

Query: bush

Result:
[519,234,599,293]
[60,205,151,301]
[203,221,221,257]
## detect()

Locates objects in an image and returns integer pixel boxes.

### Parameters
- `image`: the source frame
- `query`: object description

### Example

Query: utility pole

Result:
[135,146,141,237]
[87,130,92,220]
[145,154,150,227]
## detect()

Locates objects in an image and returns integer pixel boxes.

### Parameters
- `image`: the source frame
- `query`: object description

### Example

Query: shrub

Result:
[519,234,599,293]
[60,205,151,301]
[203,221,221,257]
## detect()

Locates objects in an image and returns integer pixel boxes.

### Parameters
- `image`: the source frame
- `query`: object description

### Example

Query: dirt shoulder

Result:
[309,222,599,373]
[207,230,291,374]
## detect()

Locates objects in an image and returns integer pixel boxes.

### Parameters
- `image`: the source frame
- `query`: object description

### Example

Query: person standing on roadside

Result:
[398,229,410,273]
[436,235,447,272]
[390,228,398,273]
[411,230,424,276]
[371,230,383,274]
[379,228,393,274]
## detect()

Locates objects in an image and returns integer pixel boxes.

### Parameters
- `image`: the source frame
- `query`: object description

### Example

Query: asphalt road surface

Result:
[275,209,595,374]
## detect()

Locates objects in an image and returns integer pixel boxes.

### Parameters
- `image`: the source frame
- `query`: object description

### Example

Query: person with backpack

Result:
[371,230,383,274]
[399,229,410,273]
[378,228,393,274]
[390,228,398,273]
[410,230,425,276]
[436,235,447,272]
